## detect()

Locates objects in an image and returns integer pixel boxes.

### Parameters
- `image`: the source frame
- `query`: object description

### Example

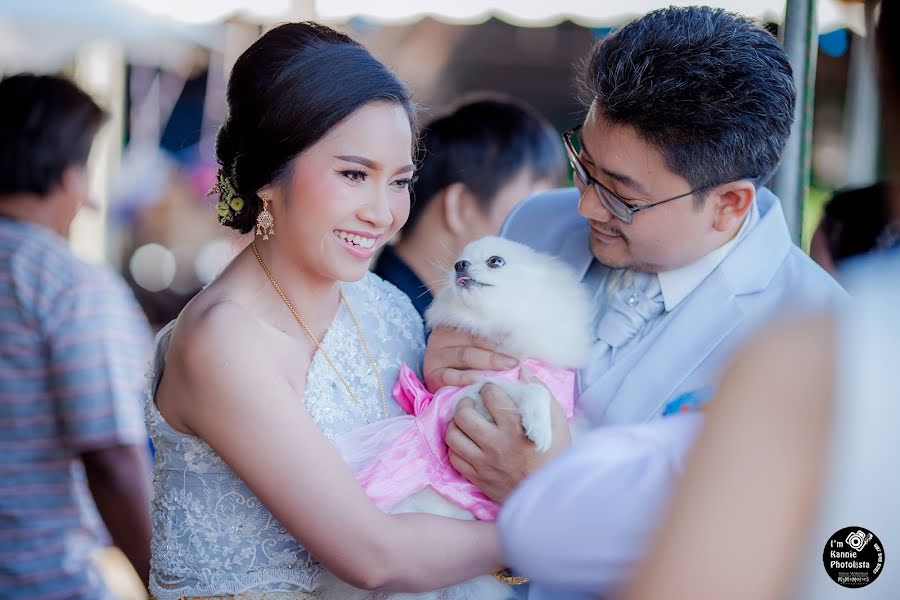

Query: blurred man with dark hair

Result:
[373,93,564,315]
[810,182,899,277]
[0,73,152,598]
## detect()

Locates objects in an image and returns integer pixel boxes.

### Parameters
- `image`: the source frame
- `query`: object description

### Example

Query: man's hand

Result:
[423,326,519,393]
[446,383,571,503]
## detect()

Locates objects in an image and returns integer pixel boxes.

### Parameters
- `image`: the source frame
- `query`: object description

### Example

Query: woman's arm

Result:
[623,316,834,600]
[169,303,504,592]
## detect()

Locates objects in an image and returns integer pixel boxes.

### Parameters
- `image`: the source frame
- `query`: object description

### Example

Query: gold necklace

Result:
[252,242,388,424]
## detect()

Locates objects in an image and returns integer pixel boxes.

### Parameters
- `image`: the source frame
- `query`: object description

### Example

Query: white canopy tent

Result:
[311,0,863,31]
[127,0,878,243]
[0,0,877,253]
[0,0,221,72]
[111,0,864,32]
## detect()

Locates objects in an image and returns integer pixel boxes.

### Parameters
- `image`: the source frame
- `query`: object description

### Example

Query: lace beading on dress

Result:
[145,273,425,599]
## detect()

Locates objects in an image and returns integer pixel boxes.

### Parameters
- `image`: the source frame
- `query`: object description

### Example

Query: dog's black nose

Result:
[454,260,470,274]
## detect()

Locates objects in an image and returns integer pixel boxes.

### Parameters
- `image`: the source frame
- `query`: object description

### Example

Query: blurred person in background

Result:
[626,1,900,598]
[373,93,564,316]
[421,6,847,599]
[0,74,153,598]
[810,181,899,277]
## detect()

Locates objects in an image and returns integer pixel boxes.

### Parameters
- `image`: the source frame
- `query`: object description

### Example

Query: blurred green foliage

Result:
[801,184,832,253]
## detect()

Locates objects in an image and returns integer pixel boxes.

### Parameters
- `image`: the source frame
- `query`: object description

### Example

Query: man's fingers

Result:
[481,384,525,431]
[448,450,476,482]
[454,396,476,415]
[446,421,482,462]
[454,398,496,443]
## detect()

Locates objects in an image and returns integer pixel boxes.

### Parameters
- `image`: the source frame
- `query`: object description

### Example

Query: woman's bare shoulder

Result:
[174,287,263,359]
[156,285,279,428]
[169,248,265,352]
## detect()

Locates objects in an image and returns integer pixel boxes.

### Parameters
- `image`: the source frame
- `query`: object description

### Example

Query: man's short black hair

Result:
[0,73,106,197]
[819,183,895,262]
[579,6,795,193]
[406,93,564,233]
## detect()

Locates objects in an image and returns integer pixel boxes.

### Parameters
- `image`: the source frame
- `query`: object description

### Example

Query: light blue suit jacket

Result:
[499,188,846,599]
[501,186,847,426]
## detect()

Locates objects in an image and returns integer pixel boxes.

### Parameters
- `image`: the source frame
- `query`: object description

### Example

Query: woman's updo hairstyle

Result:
[214,22,416,233]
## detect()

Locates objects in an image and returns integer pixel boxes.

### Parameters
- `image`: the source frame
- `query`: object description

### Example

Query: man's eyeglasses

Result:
[562,125,756,225]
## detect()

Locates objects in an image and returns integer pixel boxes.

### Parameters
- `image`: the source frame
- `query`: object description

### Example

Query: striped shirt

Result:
[0,217,151,599]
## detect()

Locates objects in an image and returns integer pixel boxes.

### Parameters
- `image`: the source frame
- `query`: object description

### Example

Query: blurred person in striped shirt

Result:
[0,73,153,599]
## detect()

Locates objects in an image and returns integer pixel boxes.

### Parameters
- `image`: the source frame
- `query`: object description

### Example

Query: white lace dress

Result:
[145,273,425,599]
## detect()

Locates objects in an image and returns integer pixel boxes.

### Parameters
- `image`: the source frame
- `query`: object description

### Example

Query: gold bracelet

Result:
[492,569,529,585]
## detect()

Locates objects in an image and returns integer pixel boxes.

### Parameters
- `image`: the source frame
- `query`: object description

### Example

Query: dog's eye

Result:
[486,256,505,269]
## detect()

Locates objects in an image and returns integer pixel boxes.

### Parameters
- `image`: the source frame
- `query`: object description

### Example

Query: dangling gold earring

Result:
[256,192,275,240]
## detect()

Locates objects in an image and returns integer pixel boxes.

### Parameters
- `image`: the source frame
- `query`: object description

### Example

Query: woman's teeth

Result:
[335,230,376,249]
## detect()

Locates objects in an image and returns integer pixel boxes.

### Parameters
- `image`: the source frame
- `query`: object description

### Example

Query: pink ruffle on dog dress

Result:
[334,359,576,520]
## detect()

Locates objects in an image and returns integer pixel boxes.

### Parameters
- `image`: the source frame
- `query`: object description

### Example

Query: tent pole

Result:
[772,0,818,245]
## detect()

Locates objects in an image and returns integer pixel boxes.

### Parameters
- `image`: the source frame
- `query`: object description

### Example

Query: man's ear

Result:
[57,165,94,209]
[442,182,480,237]
[58,165,83,196]
[711,179,755,232]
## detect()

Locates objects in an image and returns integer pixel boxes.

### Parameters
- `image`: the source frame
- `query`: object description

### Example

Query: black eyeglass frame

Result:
[562,125,757,224]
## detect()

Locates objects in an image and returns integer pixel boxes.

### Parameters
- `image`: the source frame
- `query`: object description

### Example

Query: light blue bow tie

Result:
[595,274,665,349]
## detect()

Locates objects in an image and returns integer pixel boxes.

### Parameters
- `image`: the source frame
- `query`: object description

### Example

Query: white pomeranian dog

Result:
[321,236,592,600]
[424,235,593,451]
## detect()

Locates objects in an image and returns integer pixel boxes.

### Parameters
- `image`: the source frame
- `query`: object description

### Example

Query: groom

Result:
[424,6,847,597]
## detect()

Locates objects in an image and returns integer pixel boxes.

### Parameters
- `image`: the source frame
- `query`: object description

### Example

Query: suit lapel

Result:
[579,268,744,425]
[721,188,793,292]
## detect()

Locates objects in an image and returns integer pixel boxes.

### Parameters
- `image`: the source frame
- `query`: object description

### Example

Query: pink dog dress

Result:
[334,358,577,520]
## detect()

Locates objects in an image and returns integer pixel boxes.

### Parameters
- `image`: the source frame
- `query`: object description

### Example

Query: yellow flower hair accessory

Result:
[209,169,245,224]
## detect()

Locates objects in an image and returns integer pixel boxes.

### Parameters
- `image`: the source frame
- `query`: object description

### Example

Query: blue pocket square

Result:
[662,387,712,416]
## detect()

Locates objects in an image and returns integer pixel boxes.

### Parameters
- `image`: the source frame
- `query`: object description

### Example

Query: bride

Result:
[145,22,518,599]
